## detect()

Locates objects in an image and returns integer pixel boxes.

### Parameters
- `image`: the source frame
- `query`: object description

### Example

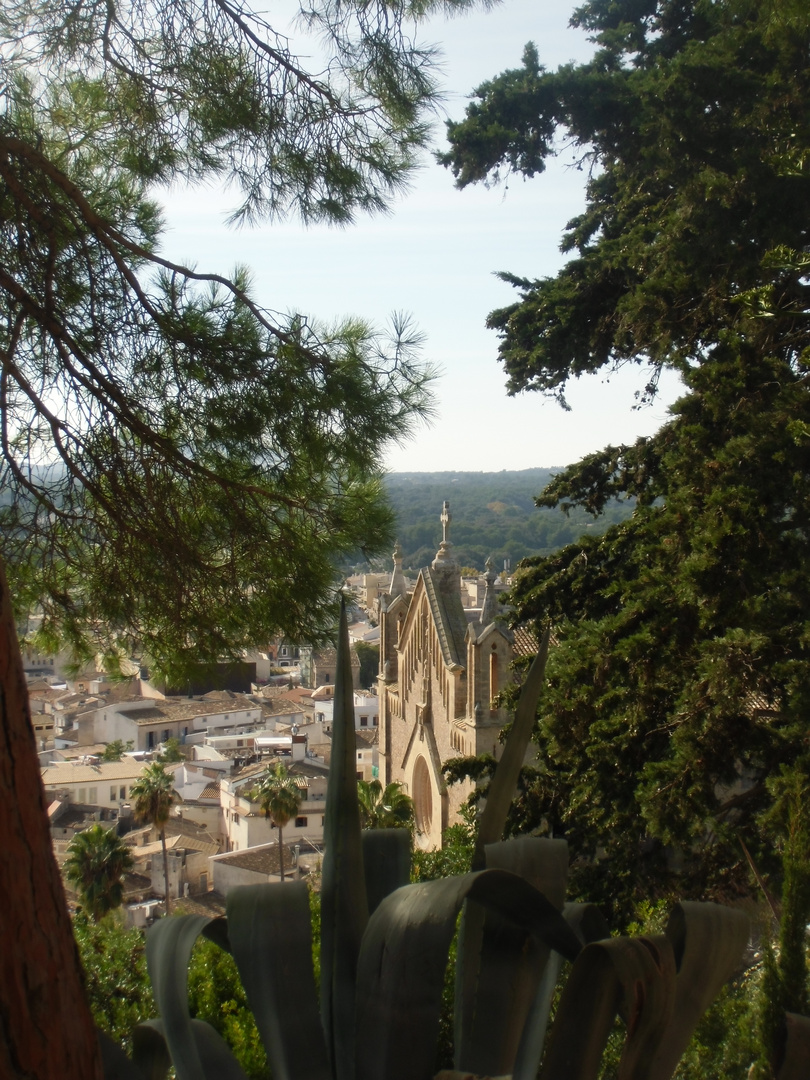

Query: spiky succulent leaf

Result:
[225,883,331,1080]
[361,828,412,916]
[146,914,248,1080]
[319,596,369,1080]
[355,867,580,1080]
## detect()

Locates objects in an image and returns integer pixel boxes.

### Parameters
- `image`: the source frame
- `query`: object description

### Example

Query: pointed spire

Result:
[431,501,457,576]
[479,556,498,627]
[388,540,407,599]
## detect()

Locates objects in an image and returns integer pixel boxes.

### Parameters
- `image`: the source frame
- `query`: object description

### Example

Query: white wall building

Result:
[313,691,379,733]
[41,758,153,810]
[78,697,266,752]
[218,765,327,853]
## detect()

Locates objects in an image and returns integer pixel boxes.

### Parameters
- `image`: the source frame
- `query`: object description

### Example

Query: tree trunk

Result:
[160,828,172,914]
[0,556,103,1079]
[278,825,285,881]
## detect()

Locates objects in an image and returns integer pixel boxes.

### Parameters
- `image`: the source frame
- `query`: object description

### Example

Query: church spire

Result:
[389,540,407,599]
[431,500,460,594]
[431,501,456,572]
[479,556,498,627]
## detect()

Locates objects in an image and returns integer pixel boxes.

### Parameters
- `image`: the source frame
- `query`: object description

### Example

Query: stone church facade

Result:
[377,504,531,849]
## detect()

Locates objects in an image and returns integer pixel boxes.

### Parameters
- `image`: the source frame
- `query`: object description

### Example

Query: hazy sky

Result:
[159,0,681,473]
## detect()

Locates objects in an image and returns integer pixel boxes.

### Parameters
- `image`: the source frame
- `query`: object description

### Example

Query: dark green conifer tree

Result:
[440,0,810,912]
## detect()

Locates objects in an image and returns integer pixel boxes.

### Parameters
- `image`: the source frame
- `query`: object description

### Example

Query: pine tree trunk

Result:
[160,828,172,914]
[0,555,103,1079]
[278,825,285,881]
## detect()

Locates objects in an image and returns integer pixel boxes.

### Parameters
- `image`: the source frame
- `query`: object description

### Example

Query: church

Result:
[377,503,534,849]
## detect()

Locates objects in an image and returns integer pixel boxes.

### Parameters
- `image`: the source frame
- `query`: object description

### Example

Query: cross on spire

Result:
[441,501,451,545]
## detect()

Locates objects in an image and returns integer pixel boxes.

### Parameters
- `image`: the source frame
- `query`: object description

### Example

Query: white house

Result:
[41,758,154,810]
[313,691,379,733]
[218,762,327,853]
[77,695,266,751]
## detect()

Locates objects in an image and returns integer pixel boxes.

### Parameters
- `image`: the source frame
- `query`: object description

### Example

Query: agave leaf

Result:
[355,868,580,1080]
[455,837,570,1076]
[98,1027,151,1080]
[563,902,611,948]
[225,883,331,1080]
[538,933,677,1080]
[184,1020,254,1079]
[512,901,611,1080]
[361,828,412,915]
[777,1012,810,1079]
[131,1021,173,1080]
[645,901,750,1079]
[472,630,550,871]
[485,837,569,910]
[146,914,248,1080]
[513,950,564,1080]
[613,936,678,1080]
[132,1019,246,1080]
[146,915,213,1079]
[201,915,231,954]
[320,596,369,1080]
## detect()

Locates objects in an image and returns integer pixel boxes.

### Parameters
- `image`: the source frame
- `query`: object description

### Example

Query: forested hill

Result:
[380,469,634,573]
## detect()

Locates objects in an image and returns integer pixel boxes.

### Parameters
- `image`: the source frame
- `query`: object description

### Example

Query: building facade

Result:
[377,505,530,849]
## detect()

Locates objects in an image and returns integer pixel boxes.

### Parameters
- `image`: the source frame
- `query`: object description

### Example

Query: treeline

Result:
[369,469,634,573]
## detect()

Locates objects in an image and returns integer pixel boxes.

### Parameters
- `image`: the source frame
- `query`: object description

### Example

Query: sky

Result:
[158,0,682,474]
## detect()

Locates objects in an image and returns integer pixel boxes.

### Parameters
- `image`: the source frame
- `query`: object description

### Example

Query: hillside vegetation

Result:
[378,470,634,572]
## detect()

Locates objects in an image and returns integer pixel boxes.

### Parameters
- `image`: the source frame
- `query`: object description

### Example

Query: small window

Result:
[295,816,307,827]
[88,787,97,804]
[120,786,126,800]
[360,715,368,727]
[373,716,378,726]
[77,788,86,803]
[110,786,117,801]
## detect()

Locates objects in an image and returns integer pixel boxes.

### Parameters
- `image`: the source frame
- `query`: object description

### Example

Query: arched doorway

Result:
[412,755,433,835]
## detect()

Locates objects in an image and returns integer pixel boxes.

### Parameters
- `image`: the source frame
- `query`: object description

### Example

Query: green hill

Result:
[373,469,634,573]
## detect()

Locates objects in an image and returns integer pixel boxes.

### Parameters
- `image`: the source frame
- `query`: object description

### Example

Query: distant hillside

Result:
[375,469,634,573]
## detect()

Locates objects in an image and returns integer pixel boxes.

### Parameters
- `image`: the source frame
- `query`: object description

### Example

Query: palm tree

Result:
[253,763,302,881]
[130,762,175,913]
[357,779,414,830]
[64,824,133,921]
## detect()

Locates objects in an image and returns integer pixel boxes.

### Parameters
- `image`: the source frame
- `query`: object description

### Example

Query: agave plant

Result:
[99,599,797,1080]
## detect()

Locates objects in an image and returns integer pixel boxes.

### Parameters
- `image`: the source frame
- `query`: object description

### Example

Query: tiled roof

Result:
[167,814,218,839]
[118,707,166,723]
[355,729,378,747]
[128,835,182,858]
[173,892,228,917]
[743,691,781,717]
[421,568,468,671]
[41,760,152,786]
[110,697,260,724]
[214,843,297,876]
[512,626,541,657]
